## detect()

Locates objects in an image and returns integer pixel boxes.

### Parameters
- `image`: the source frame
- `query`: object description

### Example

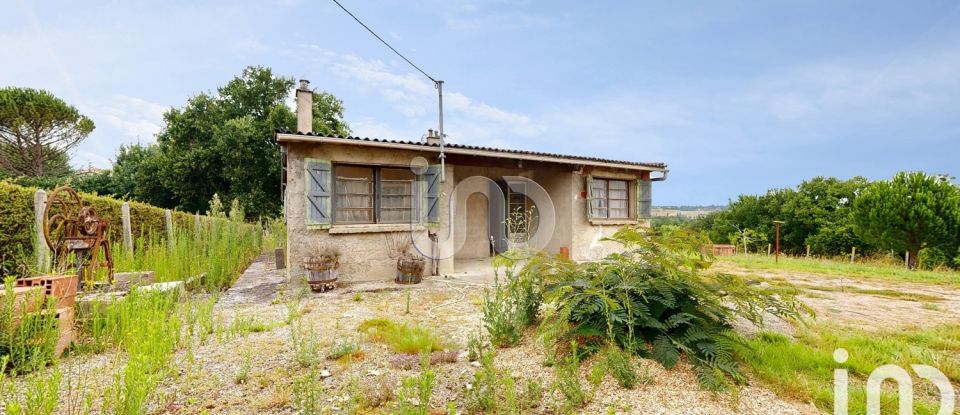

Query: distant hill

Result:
[651,205,725,218]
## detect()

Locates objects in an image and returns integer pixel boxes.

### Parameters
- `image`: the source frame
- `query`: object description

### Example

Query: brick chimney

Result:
[425,129,442,145]
[296,80,312,134]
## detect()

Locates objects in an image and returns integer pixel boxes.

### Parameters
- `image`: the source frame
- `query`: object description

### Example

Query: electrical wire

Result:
[330,0,437,83]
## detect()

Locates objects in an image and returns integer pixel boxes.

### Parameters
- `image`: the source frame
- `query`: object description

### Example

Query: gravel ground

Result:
[9,257,822,414]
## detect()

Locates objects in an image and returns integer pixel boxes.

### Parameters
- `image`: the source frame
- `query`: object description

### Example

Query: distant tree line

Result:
[0,66,351,219]
[683,173,960,270]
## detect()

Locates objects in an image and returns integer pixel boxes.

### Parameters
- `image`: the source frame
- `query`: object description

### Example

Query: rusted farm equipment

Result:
[42,186,114,288]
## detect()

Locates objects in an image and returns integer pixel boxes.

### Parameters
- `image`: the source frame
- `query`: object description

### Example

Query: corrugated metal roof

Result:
[275,130,667,170]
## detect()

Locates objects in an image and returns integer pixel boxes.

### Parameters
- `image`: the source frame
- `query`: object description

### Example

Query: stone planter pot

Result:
[303,257,338,292]
[395,256,424,284]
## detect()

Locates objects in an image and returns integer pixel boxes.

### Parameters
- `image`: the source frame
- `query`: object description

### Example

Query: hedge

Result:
[0,181,213,278]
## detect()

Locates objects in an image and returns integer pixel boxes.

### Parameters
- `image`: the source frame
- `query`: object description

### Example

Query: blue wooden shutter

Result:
[424,165,440,224]
[305,159,332,227]
[638,179,652,219]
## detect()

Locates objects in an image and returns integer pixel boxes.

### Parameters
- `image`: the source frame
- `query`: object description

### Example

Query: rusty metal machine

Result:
[43,186,113,287]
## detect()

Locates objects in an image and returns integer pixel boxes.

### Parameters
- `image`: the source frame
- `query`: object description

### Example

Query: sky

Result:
[3,1,959,205]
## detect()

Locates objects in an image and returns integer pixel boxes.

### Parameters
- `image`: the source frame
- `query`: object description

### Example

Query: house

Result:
[277,81,668,284]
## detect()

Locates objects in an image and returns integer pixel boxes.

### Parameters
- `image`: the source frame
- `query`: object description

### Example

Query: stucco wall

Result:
[569,169,651,262]
[283,141,653,284]
[284,142,454,284]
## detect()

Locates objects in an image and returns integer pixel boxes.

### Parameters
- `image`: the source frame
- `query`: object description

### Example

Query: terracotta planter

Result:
[304,257,338,292]
[395,256,424,284]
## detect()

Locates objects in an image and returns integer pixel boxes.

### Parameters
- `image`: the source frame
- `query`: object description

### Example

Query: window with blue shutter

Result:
[638,179,652,219]
[424,165,440,224]
[305,159,332,227]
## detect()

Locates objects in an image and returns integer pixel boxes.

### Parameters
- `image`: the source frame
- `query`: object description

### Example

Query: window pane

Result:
[380,168,414,223]
[335,166,374,224]
[591,179,607,218]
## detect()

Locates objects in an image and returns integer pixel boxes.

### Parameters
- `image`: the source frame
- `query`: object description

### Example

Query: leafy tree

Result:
[0,88,94,177]
[153,66,349,217]
[851,172,960,269]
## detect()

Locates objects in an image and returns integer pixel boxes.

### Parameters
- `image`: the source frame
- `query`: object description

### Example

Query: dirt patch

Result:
[713,262,960,331]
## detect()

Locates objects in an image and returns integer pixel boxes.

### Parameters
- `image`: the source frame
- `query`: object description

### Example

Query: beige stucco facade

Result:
[279,133,664,286]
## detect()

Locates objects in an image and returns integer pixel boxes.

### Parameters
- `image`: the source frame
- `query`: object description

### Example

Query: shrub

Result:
[529,226,802,390]
[357,318,444,354]
[481,259,541,348]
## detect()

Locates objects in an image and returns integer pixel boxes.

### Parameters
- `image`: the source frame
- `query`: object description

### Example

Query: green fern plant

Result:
[527,226,803,390]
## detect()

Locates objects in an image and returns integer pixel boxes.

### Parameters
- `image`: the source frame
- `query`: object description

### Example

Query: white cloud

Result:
[82,95,167,142]
[298,44,544,144]
[742,45,960,121]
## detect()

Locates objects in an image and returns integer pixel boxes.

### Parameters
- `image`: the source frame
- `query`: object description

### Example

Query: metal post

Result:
[773,220,785,263]
[436,80,446,183]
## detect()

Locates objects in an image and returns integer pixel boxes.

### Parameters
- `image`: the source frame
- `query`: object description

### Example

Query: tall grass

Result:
[111,218,262,290]
[741,324,960,414]
[721,254,960,286]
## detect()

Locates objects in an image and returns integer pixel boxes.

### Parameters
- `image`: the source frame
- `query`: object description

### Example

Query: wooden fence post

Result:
[850,246,856,263]
[767,244,772,256]
[905,251,910,268]
[121,202,133,255]
[164,209,174,250]
[806,244,811,258]
[34,189,50,273]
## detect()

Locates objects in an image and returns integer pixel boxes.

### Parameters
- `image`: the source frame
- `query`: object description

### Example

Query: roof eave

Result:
[275,132,668,172]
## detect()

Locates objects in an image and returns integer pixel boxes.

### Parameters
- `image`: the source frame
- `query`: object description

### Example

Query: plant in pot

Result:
[303,245,341,292]
[384,234,424,284]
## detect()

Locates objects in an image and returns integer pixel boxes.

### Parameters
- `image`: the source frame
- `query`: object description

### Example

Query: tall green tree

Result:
[851,172,960,269]
[0,87,94,177]
[153,66,350,217]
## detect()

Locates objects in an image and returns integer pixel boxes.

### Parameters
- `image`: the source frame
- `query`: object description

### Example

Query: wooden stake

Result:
[164,209,174,251]
[850,246,856,263]
[121,202,133,255]
[767,243,772,256]
[806,244,811,258]
[34,190,50,273]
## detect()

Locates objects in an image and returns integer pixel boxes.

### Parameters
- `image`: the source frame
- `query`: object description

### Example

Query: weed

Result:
[605,345,640,389]
[357,318,445,354]
[1,357,62,415]
[352,292,362,302]
[234,349,252,384]
[229,315,269,337]
[481,260,542,348]
[0,279,60,374]
[292,366,324,415]
[921,302,940,311]
[327,338,362,361]
[393,356,435,415]
[466,329,484,362]
[291,319,321,368]
[521,378,544,409]
[553,342,586,411]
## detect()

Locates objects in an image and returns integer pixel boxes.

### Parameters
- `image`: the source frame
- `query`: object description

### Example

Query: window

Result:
[334,165,415,224]
[590,178,629,219]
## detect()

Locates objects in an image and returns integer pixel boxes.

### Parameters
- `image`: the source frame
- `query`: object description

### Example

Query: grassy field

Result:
[742,323,960,415]
[723,254,960,414]
[720,254,960,286]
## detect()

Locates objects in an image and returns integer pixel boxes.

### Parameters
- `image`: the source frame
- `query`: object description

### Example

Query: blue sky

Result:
[4,1,959,205]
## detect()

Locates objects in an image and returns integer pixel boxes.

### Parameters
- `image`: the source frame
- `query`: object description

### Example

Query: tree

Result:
[851,172,960,269]
[152,66,350,217]
[0,88,94,177]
